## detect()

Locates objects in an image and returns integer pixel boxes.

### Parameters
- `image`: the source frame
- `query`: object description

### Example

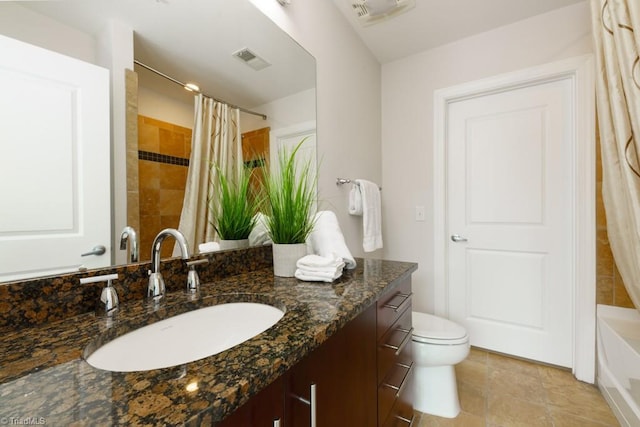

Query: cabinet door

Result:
[217,377,284,427]
[286,305,377,427]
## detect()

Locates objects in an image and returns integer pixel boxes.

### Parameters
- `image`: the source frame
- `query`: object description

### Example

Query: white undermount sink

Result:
[85,302,285,372]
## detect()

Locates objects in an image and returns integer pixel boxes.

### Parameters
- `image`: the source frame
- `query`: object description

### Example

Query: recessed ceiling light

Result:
[184,82,200,92]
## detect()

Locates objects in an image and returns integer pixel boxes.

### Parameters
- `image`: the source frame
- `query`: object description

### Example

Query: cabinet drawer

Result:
[378,361,413,424]
[377,306,413,382]
[382,389,415,427]
[377,277,412,339]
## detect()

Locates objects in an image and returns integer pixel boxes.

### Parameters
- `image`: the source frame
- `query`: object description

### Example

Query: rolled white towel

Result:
[307,211,356,269]
[199,241,220,253]
[295,268,343,283]
[348,185,363,216]
[249,212,272,246]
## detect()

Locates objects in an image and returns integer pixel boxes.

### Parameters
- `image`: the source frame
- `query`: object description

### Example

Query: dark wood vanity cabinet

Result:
[218,277,414,427]
[217,377,285,427]
[376,277,415,427]
[285,304,378,426]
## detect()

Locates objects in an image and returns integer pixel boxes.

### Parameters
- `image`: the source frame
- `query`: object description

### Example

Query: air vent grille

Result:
[350,0,415,26]
[236,49,257,62]
[233,48,270,71]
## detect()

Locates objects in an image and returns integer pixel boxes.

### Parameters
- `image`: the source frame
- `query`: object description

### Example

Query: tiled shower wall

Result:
[596,131,633,308]
[137,115,192,262]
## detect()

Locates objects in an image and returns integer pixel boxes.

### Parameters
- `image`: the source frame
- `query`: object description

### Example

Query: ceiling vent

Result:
[233,48,271,71]
[351,0,415,26]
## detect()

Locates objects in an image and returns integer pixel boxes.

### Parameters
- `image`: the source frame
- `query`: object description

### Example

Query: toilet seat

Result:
[412,312,468,345]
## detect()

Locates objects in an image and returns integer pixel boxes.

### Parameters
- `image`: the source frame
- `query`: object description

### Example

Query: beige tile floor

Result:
[415,347,620,427]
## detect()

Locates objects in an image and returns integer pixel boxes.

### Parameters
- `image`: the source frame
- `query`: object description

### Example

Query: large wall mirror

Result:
[0,0,316,283]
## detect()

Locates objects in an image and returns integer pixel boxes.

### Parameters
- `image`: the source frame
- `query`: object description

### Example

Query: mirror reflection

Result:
[0,0,316,282]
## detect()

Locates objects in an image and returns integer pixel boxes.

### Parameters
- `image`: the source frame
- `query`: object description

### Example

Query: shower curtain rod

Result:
[133,60,267,120]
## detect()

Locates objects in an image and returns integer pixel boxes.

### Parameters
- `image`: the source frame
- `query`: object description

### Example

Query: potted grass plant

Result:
[263,138,316,277]
[211,165,257,250]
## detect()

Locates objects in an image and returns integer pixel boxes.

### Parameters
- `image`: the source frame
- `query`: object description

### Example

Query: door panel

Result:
[447,78,573,367]
[0,34,110,281]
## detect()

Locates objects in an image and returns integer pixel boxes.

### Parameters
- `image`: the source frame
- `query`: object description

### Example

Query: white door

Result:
[447,77,573,367]
[270,121,317,200]
[0,34,111,282]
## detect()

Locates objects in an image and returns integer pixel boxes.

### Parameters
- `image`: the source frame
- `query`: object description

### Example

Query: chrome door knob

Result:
[451,235,468,242]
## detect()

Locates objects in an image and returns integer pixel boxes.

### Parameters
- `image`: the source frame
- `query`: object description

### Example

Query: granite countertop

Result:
[0,258,417,426]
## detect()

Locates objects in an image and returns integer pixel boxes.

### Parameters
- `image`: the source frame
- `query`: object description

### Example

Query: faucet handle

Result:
[80,273,119,317]
[185,259,208,294]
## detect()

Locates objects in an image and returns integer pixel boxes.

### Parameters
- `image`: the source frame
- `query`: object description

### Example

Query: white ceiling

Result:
[17,0,587,109]
[20,0,316,110]
[331,0,587,63]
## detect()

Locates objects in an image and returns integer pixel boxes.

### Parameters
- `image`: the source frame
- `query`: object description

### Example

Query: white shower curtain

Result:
[592,0,640,308]
[175,94,242,255]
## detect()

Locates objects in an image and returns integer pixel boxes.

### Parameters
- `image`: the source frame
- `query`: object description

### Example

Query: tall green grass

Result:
[211,166,257,240]
[263,138,316,244]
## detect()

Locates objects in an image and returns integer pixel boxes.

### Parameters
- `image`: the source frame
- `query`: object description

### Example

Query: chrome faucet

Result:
[148,228,190,300]
[119,226,139,263]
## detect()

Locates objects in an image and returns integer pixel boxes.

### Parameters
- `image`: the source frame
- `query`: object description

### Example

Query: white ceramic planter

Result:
[219,239,250,251]
[272,243,307,277]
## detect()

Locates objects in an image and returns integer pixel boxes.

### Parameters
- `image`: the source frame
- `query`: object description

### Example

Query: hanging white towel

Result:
[307,211,356,269]
[355,179,383,252]
[348,185,363,216]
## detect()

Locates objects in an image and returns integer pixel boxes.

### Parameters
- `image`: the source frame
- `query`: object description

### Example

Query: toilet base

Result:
[413,364,461,418]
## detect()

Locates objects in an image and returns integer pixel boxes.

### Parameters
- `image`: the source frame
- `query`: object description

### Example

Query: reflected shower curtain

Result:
[592,0,640,308]
[175,94,242,255]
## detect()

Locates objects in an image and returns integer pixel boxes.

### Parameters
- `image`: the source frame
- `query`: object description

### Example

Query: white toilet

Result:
[412,311,470,418]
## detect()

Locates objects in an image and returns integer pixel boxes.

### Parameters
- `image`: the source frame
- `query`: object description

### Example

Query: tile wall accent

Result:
[137,115,192,262]
[125,69,140,233]
[596,127,633,308]
[0,246,273,333]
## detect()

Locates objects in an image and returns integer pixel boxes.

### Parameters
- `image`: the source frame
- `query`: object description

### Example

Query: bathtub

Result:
[597,304,640,427]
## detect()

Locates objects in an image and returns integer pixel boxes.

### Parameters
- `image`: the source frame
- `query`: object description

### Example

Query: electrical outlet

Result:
[415,206,425,222]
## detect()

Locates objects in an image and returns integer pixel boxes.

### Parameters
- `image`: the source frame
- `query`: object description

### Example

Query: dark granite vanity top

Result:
[0,258,417,426]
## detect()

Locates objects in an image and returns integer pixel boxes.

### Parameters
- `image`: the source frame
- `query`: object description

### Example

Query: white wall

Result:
[381,1,594,313]
[138,87,194,129]
[0,3,96,63]
[249,0,383,258]
[243,88,316,133]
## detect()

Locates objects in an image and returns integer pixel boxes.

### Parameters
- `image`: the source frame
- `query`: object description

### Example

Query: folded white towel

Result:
[295,268,343,283]
[297,263,346,274]
[348,185,363,216]
[249,212,272,246]
[355,179,383,252]
[307,211,356,269]
[297,254,344,270]
[198,241,220,253]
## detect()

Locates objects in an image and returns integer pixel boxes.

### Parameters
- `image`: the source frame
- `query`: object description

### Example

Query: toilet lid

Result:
[412,311,468,342]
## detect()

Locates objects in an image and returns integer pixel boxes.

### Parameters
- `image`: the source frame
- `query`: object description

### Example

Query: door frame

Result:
[432,55,595,382]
